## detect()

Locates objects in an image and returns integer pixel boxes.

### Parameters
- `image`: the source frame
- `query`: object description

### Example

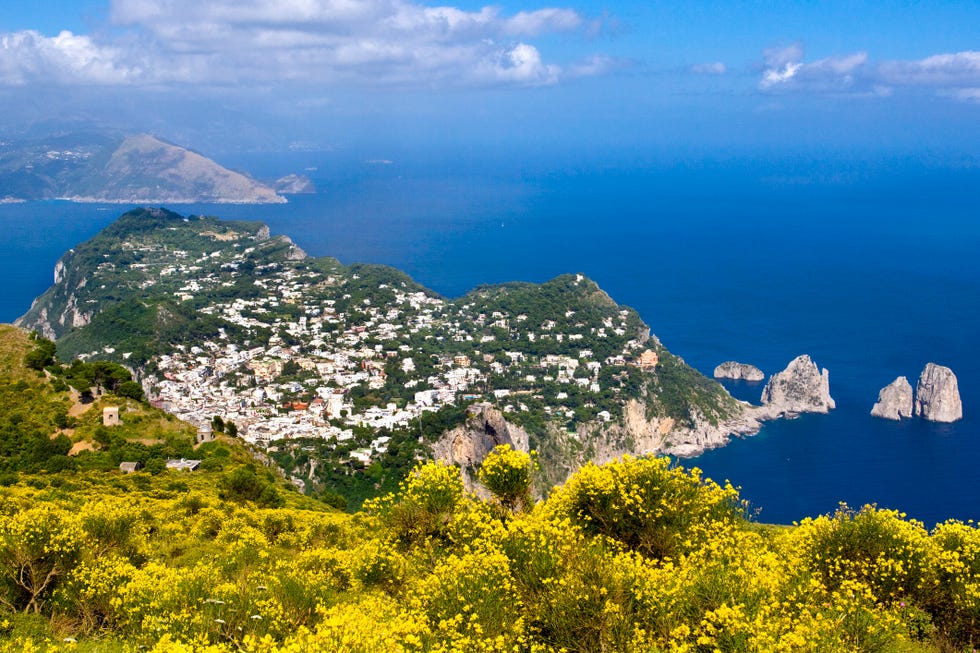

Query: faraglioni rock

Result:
[714,361,765,382]
[870,376,914,420]
[760,354,835,414]
[914,363,963,423]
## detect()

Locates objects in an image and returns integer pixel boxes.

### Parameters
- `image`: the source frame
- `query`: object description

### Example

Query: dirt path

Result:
[67,388,94,417]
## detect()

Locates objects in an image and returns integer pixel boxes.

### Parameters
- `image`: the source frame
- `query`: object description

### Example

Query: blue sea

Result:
[3,150,979,526]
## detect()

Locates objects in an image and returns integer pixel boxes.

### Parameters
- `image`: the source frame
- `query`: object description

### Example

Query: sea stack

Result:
[914,363,962,423]
[870,376,914,420]
[761,354,835,414]
[714,361,765,382]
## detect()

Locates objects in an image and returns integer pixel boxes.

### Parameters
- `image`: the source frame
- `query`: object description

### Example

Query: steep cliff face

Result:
[914,363,962,423]
[714,361,765,382]
[432,395,771,490]
[870,376,914,420]
[432,404,531,467]
[760,355,835,415]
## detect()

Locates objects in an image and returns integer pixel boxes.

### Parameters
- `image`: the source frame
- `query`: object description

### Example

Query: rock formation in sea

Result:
[914,363,963,423]
[760,354,835,414]
[713,361,765,382]
[870,376,914,420]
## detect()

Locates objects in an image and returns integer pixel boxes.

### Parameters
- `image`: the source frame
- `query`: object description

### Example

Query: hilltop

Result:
[0,133,284,204]
[16,207,750,502]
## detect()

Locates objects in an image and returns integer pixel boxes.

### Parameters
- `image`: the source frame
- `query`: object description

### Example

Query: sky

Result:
[0,1,978,160]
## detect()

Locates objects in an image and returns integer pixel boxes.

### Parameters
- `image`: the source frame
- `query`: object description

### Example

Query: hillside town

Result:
[139,240,655,465]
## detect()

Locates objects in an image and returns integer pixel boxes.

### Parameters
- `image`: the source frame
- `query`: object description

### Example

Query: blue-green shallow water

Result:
[2,154,978,526]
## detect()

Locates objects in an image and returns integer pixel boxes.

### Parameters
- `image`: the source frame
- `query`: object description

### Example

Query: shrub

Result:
[922,520,980,647]
[0,505,83,614]
[545,455,744,560]
[370,461,466,548]
[790,505,930,603]
[478,445,537,513]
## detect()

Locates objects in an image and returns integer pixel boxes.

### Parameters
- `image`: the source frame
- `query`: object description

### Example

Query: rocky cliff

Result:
[714,361,765,382]
[760,355,835,415]
[432,403,530,467]
[870,376,914,420]
[914,363,963,423]
[434,396,772,488]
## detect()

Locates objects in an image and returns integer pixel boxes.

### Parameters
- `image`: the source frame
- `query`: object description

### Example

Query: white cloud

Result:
[879,51,980,85]
[502,9,583,36]
[481,43,558,86]
[756,46,980,103]
[567,54,620,78]
[760,61,802,88]
[759,45,869,91]
[0,30,141,85]
[691,62,726,75]
[0,0,607,89]
[940,87,980,103]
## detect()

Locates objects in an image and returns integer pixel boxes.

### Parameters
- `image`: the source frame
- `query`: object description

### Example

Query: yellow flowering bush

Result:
[477,445,537,513]
[789,505,930,603]
[3,456,980,652]
[0,505,83,614]
[367,460,466,548]
[921,519,980,646]
[544,455,742,560]
[412,548,525,652]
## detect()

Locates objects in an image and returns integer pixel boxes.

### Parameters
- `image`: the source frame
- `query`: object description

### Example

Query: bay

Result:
[2,152,978,526]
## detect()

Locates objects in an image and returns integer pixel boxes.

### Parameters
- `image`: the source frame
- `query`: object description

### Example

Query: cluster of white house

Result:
[111,233,654,465]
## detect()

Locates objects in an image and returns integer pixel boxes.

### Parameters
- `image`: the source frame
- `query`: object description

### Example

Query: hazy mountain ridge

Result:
[0,133,285,204]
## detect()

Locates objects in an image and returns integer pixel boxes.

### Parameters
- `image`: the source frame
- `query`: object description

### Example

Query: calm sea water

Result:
[2,152,978,526]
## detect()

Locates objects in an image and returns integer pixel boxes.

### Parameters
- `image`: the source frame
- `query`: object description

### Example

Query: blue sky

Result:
[0,1,978,158]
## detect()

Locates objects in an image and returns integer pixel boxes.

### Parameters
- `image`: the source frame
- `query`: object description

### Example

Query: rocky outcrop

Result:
[281,236,308,261]
[760,355,835,415]
[870,377,914,420]
[54,260,67,285]
[914,363,962,423]
[714,361,765,382]
[432,403,530,467]
[662,406,768,458]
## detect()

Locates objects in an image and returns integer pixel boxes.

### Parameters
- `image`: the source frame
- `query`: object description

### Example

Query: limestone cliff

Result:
[432,395,775,491]
[713,361,765,382]
[870,376,914,420]
[432,404,530,467]
[760,355,835,415]
[914,363,963,423]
